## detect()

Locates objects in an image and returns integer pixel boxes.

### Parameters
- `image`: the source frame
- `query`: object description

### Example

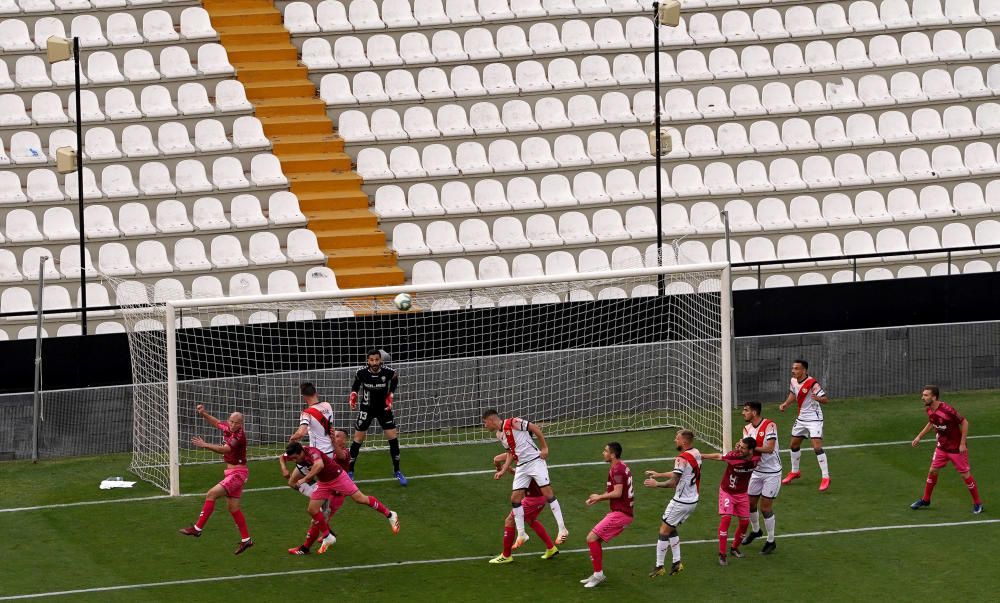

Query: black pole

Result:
[74,37,87,335]
[653,3,664,296]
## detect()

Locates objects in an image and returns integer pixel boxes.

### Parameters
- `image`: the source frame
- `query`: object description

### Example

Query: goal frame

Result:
[160,263,733,496]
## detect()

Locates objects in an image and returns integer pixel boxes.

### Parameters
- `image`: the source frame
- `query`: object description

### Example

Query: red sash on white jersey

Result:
[502,418,519,463]
[678,451,701,493]
[303,406,332,435]
[753,419,774,448]
[796,377,818,413]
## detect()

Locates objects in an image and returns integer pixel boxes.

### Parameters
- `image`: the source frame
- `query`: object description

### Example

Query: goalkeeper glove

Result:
[386,393,394,410]
[349,391,358,410]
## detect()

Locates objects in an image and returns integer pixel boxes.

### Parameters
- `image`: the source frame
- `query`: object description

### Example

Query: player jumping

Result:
[489,453,559,564]
[349,348,407,486]
[779,359,832,492]
[580,442,635,588]
[280,428,352,522]
[283,441,400,555]
[284,382,336,500]
[702,437,759,566]
[179,404,253,555]
[741,401,781,554]
[910,385,983,514]
[645,429,701,577]
[483,409,570,547]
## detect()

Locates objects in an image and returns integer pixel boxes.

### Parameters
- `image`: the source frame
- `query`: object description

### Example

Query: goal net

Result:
[115,264,732,495]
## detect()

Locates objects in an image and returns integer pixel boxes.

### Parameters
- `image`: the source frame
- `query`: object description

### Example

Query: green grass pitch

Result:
[1,390,998,601]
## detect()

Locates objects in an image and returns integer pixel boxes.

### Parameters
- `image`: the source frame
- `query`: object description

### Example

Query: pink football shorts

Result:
[931,447,970,473]
[311,472,360,501]
[523,496,546,523]
[591,511,634,542]
[718,488,750,518]
[219,467,249,498]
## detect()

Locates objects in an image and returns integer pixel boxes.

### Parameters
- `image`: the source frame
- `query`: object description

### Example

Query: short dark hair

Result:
[741,436,757,450]
[794,359,809,370]
[334,429,349,438]
[367,347,381,358]
[482,408,499,420]
[743,401,762,415]
[300,382,316,397]
[923,385,940,399]
[607,442,623,458]
[285,442,304,456]
[678,429,695,442]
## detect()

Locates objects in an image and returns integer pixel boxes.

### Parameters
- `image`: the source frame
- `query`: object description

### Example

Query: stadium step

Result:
[203,0,403,289]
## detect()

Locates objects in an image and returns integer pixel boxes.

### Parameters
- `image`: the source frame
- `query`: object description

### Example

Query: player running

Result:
[580,442,635,588]
[283,441,400,555]
[644,429,701,577]
[702,437,759,566]
[489,453,559,564]
[348,348,407,486]
[179,404,253,555]
[779,359,832,492]
[910,386,984,514]
[483,409,570,547]
[741,401,781,554]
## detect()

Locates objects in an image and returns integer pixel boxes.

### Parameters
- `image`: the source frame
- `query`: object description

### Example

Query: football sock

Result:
[588,540,603,573]
[923,473,938,502]
[311,511,330,538]
[367,496,391,518]
[304,521,322,548]
[655,535,670,566]
[502,526,515,557]
[194,499,215,530]
[547,497,566,532]
[763,511,776,543]
[512,503,526,534]
[964,475,982,505]
[749,510,760,532]
[348,441,362,472]
[388,438,401,473]
[718,515,732,556]
[230,510,249,540]
[790,448,802,473]
[734,518,749,549]
[816,449,830,478]
[669,535,681,564]
[531,520,555,548]
[297,482,316,496]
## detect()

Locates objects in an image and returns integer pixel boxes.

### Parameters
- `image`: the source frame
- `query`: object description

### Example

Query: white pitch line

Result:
[2,434,998,514]
[0,518,996,601]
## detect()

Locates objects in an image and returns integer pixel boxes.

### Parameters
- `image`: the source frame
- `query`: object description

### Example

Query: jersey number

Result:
[728,473,738,489]
[626,474,635,506]
[357,411,368,421]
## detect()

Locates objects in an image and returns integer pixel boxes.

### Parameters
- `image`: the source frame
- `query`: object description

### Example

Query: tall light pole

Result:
[651,1,680,296]
[47,36,87,335]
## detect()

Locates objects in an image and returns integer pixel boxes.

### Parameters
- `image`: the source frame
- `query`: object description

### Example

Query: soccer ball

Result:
[393,293,413,311]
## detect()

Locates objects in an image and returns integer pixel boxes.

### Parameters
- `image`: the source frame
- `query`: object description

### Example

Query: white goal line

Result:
[2,434,998,515]
[0,518,996,601]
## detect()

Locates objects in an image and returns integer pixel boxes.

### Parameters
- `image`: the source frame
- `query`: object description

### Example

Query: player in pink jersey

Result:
[910,385,983,514]
[489,453,559,564]
[284,441,400,555]
[179,404,253,555]
[702,437,759,566]
[779,359,832,492]
[281,428,353,523]
[580,442,634,589]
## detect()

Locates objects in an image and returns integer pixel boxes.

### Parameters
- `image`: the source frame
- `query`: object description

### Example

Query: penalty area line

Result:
[2,434,998,514]
[0,518,997,600]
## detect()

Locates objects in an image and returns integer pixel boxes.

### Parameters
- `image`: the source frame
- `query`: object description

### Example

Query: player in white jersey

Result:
[285,383,336,499]
[778,359,832,492]
[483,409,569,548]
[644,429,701,577]
[740,402,781,555]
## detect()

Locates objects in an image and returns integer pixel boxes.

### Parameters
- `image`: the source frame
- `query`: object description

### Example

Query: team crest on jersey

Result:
[381,376,386,382]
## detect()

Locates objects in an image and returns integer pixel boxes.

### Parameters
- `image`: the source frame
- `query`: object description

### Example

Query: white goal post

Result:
[119,263,733,496]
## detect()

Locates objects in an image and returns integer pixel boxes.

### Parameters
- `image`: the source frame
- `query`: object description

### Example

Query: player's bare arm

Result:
[191,436,231,456]
[960,418,969,453]
[778,392,795,412]
[295,458,323,487]
[278,455,291,480]
[528,422,549,459]
[196,404,222,428]
[289,424,308,442]
[911,422,933,447]
[494,451,515,480]
[701,452,724,461]
[815,391,830,404]
[643,470,678,489]
[586,483,623,506]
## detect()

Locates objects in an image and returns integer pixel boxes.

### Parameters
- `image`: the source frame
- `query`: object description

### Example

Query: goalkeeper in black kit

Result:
[349,347,407,486]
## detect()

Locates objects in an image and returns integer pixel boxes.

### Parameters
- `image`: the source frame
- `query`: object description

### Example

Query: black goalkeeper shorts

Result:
[355,406,397,432]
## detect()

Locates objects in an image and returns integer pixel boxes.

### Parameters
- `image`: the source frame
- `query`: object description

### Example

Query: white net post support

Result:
[118,263,731,495]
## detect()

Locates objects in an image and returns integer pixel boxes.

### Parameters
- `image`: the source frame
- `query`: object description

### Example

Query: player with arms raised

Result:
[489,453,559,564]
[644,429,701,577]
[348,348,407,485]
[179,404,253,555]
[483,409,569,548]
[779,359,832,492]
[579,442,634,588]
[702,437,758,565]
[741,401,781,554]
[910,385,983,514]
